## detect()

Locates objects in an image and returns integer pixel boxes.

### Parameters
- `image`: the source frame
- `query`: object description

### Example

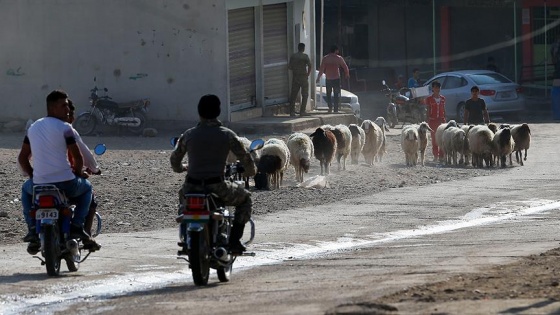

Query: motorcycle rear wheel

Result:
[43,225,62,276]
[127,111,147,134]
[188,230,210,286]
[73,113,97,136]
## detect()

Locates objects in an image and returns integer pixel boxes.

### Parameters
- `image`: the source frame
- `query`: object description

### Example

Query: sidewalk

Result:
[228,111,359,136]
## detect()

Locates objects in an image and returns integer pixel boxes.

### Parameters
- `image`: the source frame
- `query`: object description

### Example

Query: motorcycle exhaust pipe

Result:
[66,239,80,259]
[213,247,230,264]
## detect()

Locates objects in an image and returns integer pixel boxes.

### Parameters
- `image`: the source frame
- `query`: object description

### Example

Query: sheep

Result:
[373,117,390,162]
[287,132,314,182]
[510,123,531,166]
[487,122,499,134]
[405,121,432,166]
[309,127,337,175]
[461,125,475,166]
[331,124,352,170]
[226,136,261,188]
[348,123,365,164]
[434,120,458,162]
[360,119,384,165]
[467,125,495,168]
[401,125,419,166]
[492,126,515,168]
[256,138,290,189]
[442,126,467,165]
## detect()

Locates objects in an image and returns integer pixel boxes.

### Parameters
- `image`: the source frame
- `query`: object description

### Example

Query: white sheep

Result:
[415,121,433,166]
[468,125,495,168]
[434,120,458,162]
[287,132,314,183]
[492,126,515,168]
[256,138,290,189]
[442,126,467,165]
[373,117,390,162]
[461,125,475,166]
[309,127,337,175]
[331,124,352,170]
[511,123,531,166]
[348,123,365,164]
[360,119,384,165]
[401,125,419,166]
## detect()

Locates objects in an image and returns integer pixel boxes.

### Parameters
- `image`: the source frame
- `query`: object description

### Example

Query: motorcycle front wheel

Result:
[73,113,97,136]
[43,225,62,276]
[127,111,147,134]
[217,264,231,282]
[188,230,210,286]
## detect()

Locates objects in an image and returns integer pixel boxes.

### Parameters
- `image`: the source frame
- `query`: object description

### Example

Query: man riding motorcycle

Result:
[170,94,256,254]
[18,90,99,254]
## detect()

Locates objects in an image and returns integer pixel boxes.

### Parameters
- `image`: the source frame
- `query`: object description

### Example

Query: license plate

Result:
[183,211,210,223]
[499,91,513,99]
[36,209,59,220]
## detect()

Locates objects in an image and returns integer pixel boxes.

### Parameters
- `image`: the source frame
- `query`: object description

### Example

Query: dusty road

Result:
[1,123,559,314]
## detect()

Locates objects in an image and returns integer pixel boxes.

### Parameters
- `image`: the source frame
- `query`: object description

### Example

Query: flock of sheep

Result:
[228,117,532,190]
[403,120,532,169]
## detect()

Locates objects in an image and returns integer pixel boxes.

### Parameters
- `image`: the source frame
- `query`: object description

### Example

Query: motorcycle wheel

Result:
[64,248,81,272]
[73,113,97,136]
[43,225,62,276]
[217,264,231,282]
[127,111,147,135]
[456,103,466,122]
[188,230,210,286]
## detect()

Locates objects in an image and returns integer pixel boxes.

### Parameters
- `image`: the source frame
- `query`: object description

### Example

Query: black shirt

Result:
[465,98,487,125]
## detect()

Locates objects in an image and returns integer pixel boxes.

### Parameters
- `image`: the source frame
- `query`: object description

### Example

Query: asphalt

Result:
[228,91,555,136]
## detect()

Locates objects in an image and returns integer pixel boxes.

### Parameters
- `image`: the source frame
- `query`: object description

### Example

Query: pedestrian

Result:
[170,94,257,254]
[17,90,97,254]
[408,68,420,88]
[316,45,350,113]
[486,56,500,73]
[464,85,490,125]
[424,81,446,162]
[288,43,312,117]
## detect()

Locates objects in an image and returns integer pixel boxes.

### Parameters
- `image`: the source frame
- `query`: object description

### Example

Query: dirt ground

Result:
[1,126,558,310]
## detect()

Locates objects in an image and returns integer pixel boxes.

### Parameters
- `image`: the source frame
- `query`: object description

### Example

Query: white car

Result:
[315,70,361,118]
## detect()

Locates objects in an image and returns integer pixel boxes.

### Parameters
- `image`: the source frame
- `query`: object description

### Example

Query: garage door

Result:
[263,3,289,106]
[228,7,256,110]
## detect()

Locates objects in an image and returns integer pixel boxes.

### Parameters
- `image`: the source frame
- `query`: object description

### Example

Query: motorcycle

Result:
[73,78,150,136]
[30,144,106,276]
[382,80,427,128]
[173,138,265,286]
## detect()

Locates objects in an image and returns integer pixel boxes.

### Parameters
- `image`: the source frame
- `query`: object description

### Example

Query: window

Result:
[442,76,466,89]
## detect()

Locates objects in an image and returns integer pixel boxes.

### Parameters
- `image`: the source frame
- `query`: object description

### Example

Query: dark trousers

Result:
[289,75,309,115]
[325,78,341,112]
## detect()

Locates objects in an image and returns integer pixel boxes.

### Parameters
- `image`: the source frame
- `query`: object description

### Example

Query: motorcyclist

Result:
[170,94,256,254]
[18,90,96,254]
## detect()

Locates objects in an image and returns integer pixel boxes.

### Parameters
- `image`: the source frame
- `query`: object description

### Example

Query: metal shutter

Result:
[263,3,289,106]
[228,7,256,110]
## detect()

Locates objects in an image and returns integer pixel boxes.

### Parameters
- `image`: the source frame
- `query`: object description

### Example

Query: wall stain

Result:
[167,77,174,84]
[6,67,25,76]
[140,39,146,46]
[113,69,121,77]
[129,73,148,80]
[41,84,49,90]
[183,4,190,10]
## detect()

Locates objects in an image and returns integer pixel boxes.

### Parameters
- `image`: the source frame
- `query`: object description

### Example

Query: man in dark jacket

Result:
[170,94,256,254]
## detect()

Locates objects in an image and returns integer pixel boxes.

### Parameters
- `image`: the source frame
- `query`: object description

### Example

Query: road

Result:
[1,123,559,314]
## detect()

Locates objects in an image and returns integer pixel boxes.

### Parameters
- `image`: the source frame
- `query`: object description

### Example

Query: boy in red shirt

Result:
[424,81,446,161]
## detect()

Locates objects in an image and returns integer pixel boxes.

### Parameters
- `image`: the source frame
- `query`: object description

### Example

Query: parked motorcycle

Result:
[174,138,265,286]
[382,80,427,128]
[30,144,105,276]
[74,79,150,135]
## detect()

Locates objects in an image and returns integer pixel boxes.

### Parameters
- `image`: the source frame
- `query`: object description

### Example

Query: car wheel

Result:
[456,103,465,122]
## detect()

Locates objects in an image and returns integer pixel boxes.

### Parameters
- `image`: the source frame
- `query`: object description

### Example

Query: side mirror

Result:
[94,144,106,155]
[249,139,265,152]
[170,137,179,148]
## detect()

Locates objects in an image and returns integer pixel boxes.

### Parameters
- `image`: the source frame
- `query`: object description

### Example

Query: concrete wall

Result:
[0,0,228,126]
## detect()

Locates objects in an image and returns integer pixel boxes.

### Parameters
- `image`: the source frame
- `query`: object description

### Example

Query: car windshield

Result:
[469,73,512,85]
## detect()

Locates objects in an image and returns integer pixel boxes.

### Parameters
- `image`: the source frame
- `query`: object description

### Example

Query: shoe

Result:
[328,109,332,114]
[228,223,246,255]
[289,113,296,117]
[70,224,92,242]
[83,239,101,252]
[27,241,40,255]
[23,229,39,243]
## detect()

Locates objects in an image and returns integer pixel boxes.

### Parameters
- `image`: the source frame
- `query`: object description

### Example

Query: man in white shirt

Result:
[18,90,98,254]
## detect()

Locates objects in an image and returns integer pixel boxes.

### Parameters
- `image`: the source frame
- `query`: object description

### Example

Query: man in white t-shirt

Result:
[18,90,99,254]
